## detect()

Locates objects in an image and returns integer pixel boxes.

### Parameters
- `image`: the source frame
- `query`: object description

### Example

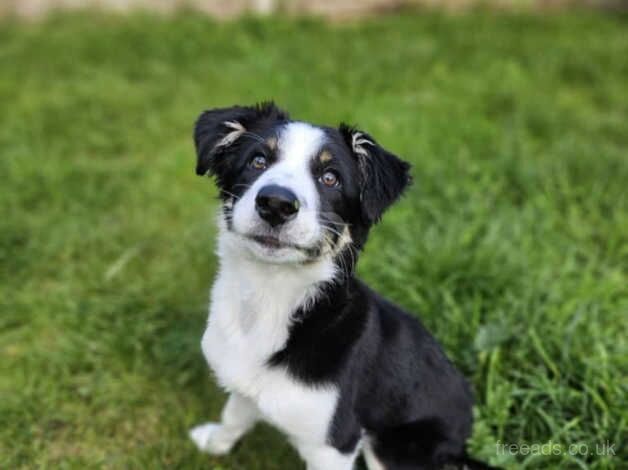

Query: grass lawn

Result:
[1,10,627,469]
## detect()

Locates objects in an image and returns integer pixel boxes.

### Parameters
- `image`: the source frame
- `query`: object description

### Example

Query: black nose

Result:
[255,185,300,227]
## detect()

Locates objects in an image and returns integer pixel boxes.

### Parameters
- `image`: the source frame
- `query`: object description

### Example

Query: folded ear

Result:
[194,102,288,176]
[339,124,411,225]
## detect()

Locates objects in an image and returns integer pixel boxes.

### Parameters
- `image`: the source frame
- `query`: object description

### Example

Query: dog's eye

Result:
[319,170,340,188]
[250,154,267,170]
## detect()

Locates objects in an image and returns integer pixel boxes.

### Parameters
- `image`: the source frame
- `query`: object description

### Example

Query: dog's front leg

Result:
[189,392,258,455]
[296,442,359,470]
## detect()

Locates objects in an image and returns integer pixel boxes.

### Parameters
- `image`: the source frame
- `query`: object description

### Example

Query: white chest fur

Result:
[201,232,340,444]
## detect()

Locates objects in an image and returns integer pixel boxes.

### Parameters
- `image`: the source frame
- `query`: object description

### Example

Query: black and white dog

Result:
[189,103,490,470]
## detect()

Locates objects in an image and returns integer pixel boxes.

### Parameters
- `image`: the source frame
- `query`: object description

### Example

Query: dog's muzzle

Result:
[255,185,300,227]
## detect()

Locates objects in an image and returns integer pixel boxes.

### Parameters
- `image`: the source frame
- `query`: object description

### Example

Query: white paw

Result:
[189,422,234,455]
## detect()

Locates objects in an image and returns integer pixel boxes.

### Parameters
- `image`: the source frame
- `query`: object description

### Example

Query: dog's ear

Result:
[194,102,288,177]
[339,124,411,225]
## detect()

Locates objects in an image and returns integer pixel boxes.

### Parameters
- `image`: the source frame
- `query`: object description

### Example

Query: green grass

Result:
[1,10,627,469]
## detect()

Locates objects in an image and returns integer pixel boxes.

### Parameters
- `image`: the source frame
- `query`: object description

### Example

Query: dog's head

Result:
[194,102,410,269]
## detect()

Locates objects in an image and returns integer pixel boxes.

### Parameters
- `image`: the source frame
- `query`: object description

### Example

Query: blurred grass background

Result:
[1,9,627,470]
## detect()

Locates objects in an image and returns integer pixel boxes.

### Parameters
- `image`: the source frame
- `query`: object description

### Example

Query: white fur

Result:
[193,227,350,466]
[189,393,258,454]
[201,226,338,431]
[191,122,362,469]
[298,442,360,470]
[362,435,387,470]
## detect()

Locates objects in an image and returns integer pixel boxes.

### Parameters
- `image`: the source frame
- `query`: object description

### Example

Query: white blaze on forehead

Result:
[277,122,326,164]
[266,122,326,209]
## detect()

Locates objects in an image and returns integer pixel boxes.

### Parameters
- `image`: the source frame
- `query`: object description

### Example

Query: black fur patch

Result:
[338,124,411,225]
[268,279,479,467]
[194,102,289,200]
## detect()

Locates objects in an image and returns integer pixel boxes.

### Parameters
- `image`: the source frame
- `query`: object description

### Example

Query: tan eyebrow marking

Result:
[319,150,333,164]
[265,136,278,150]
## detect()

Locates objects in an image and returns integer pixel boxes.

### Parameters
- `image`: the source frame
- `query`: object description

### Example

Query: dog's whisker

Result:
[220,189,243,201]
[242,131,266,144]
[320,224,345,239]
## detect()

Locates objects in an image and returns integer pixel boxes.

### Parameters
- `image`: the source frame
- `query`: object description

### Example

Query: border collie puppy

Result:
[189,103,490,470]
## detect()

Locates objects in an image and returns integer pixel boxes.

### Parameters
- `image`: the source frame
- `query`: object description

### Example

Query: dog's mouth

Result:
[240,232,323,259]
[250,234,288,249]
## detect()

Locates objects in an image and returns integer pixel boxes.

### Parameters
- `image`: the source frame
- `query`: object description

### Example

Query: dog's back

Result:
[326,282,480,469]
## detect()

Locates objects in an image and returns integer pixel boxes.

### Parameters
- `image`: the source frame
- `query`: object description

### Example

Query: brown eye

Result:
[250,154,267,170]
[320,170,340,187]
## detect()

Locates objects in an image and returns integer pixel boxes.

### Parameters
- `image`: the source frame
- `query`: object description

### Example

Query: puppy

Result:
[189,103,490,470]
